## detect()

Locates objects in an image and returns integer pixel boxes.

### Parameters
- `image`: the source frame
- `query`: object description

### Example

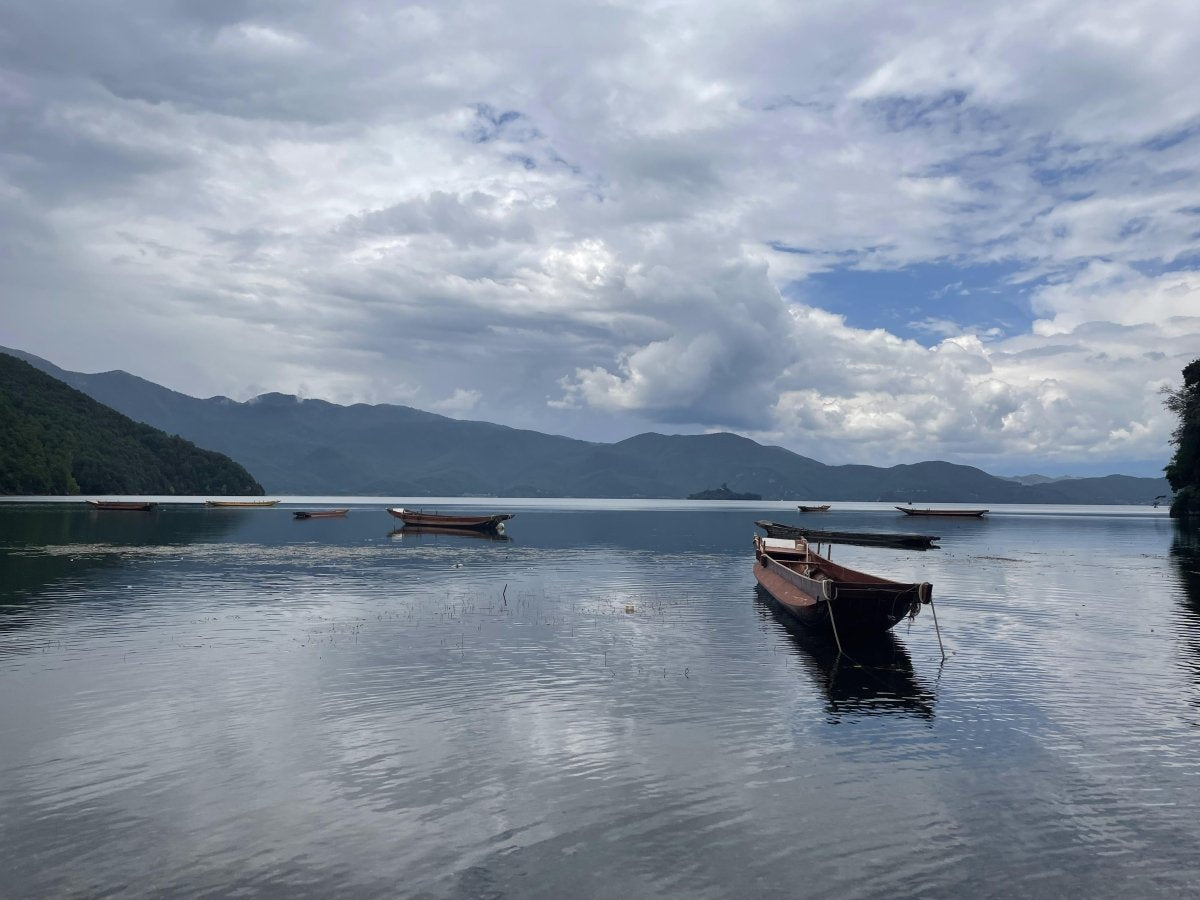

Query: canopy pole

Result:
[827,602,844,656]
[823,581,844,657]
[928,595,946,660]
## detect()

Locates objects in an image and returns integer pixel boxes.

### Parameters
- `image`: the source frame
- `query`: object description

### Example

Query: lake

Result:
[2,499,1198,898]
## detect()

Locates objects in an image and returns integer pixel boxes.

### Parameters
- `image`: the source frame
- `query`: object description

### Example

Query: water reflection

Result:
[0,505,240,624]
[1169,522,1200,706]
[1170,521,1200,619]
[388,526,513,543]
[4,503,1200,896]
[754,590,936,720]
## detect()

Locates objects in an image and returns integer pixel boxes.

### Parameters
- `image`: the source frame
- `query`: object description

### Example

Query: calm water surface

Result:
[1,500,1198,898]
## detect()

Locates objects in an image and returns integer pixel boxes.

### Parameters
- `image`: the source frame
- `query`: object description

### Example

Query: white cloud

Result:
[431,388,482,415]
[2,0,1199,474]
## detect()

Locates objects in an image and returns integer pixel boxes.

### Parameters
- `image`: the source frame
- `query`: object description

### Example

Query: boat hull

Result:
[386,508,514,533]
[87,500,156,511]
[205,500,280,508]
[896,507,986,517]
[754,536,929,635]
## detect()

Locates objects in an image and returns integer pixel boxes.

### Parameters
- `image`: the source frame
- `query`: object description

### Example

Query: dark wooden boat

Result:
[205,499,280,508]
[754,535,931,635]
[756,521,939,550]
[293,509,348,519]
[798,504,832,512]
[86,500,156,511]
[896,506,987,517]
[386,508,514,533]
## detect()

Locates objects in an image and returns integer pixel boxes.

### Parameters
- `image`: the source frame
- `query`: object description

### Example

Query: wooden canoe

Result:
[293,509,348,519]
[205,499,281,508]
[896,507,987,517]
[756,520,939,550]
[86,500,156,511]
[754,535,930,635]
[798,504,832,512]
[386,508,514,533]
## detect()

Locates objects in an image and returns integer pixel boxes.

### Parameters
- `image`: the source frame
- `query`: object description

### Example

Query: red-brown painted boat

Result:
[896,507,987,517]
[86,500,156,511]
[386,507,514,533]
[754,535,931,635]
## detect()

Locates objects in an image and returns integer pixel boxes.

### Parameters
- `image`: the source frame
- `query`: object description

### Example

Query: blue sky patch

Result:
[1130,252,1200,277]
[786,261,1038,344]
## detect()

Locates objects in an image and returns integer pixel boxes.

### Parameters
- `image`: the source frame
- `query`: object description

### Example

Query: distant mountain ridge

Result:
[2,346,1172,503]
[0,352,263,496]
[1002,473,1083,485]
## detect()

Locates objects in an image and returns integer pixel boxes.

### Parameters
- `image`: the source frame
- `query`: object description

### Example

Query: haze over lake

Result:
[2,500,1198,897]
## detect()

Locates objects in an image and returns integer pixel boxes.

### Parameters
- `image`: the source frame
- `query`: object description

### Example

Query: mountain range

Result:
[1,347,1172,503]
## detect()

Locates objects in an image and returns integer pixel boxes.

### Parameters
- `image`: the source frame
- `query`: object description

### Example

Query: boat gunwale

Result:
[895,506,987,517]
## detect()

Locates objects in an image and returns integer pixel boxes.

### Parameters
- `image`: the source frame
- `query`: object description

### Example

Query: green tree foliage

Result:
[1163,358,1200,518]
[0,353,264,496]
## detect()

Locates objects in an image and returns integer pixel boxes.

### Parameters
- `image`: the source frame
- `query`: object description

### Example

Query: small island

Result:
[687,483,762,501]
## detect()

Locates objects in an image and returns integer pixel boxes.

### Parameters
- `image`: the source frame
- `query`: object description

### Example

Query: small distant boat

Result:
[86,500,156,511]
[386,507,514,533]
[205,499,281,508]
[754,535,931,636]
[896,507,987,517]
[798,504,831,512]
[293,509,348,519]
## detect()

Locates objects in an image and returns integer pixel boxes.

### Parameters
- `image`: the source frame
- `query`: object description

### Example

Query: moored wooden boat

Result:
[86,500,156,511]
[386,508,514,533]
[756,520,939,550]
[205,499,280,508]
[293,509,348,519]
[896,506,987,517]
[754,535,931,636]
[798,504,832,512]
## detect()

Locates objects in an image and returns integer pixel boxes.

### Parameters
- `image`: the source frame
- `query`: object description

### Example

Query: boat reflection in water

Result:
[388,526,513,543]
[755,588,936,720]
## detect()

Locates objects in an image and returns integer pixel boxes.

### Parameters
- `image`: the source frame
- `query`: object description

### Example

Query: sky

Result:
[2,1,1199,478]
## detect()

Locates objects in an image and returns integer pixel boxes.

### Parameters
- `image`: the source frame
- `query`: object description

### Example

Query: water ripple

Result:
[2,506,1199,896]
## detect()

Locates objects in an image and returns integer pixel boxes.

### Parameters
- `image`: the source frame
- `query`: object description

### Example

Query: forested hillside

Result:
[1164,357,1200,518]
[0,353,264,496]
